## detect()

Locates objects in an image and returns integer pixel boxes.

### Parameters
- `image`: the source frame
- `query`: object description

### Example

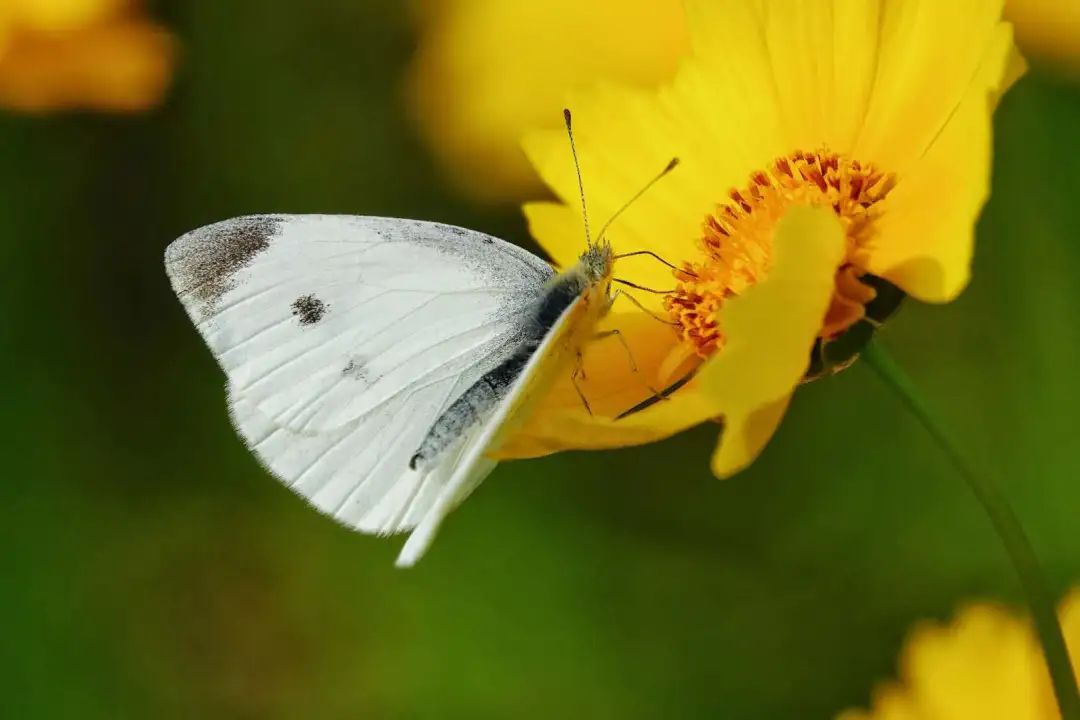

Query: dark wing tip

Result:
[165,215,283,318]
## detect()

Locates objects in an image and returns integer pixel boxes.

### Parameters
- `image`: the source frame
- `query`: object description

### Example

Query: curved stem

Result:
[862,339,1079,720]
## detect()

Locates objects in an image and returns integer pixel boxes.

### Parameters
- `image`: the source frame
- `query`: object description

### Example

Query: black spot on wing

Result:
[165,216,281,314]
[291,294,328,325]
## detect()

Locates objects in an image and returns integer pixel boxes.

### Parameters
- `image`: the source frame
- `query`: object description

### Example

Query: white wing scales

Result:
[166,214,552,558]
[228,381,491,536]
[169,215,549,433]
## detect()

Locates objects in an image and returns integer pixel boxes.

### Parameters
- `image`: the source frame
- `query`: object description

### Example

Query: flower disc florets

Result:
[666,149,897,361]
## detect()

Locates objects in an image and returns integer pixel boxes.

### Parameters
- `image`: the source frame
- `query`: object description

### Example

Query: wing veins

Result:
[321,375,462,518]
[273,320,514,432]
[379,379,462,533]
[240,290,514,401]
[213,282,289,316]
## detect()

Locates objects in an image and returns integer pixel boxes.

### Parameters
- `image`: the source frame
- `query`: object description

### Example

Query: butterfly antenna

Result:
[597,157,680,244]
[563,108,592,248]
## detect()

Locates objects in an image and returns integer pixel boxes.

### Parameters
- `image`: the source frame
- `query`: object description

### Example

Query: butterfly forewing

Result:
[166,214,552,539]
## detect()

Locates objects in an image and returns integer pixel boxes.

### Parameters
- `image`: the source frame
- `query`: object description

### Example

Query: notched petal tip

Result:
[700,205,847,478]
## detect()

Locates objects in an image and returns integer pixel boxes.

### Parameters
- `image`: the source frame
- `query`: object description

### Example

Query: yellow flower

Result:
[404,0,1070,204]
[1006,0,1080,69]
[838,589,1080,720]
[493,0,1024,477]
[406,0,688,202]
[0,0,175,113]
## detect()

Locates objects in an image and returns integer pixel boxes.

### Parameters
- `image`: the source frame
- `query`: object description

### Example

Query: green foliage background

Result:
[1,2,1078,718]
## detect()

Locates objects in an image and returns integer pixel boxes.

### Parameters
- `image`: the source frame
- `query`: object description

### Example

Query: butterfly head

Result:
[579,240,615,287]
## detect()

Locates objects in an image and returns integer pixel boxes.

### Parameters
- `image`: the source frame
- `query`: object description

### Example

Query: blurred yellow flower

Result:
[406,0,688,202]
[406,0,1074,204]
[494,0,1023,477]
[838,589,1080,720]
[0,0,175,113]
[1007,0,1080,69]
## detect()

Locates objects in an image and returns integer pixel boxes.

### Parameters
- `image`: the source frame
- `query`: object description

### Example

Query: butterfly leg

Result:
[609,289,678,328]
[592,329,637,372]
[571,360,593,416]
[588,326,671,406]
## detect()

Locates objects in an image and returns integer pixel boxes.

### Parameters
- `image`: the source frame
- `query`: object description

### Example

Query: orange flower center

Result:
[664,149,896,358]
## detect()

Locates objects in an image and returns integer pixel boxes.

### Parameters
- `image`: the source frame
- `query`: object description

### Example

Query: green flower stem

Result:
[861,339,1079,720]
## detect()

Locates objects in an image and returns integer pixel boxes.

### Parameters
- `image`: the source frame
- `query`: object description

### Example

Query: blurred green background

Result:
[2,2,1078,718]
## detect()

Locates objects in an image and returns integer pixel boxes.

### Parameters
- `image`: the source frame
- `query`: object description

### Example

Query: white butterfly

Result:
[166,111,676,566]
[165,213,617,566]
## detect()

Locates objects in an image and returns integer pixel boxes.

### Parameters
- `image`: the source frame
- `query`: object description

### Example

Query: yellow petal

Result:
[899,605,1046,720]
[837,684,923,720]
[6,0,125,32]
[596,205,844,473]
[497,205,845,478]
[699,205,846,477]
[838,593,1080,720]
[1006,0,1080,68]
[678,0,788,162]
[852,0,1010,174]
[1060,588,1080,689]
[522,201,585,273]
[491,311,684,459]
[407,0,688,202]
[688,0,883,153]
[867,23,1023,301]
[0,18,175,113]
[521,81,712,294]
